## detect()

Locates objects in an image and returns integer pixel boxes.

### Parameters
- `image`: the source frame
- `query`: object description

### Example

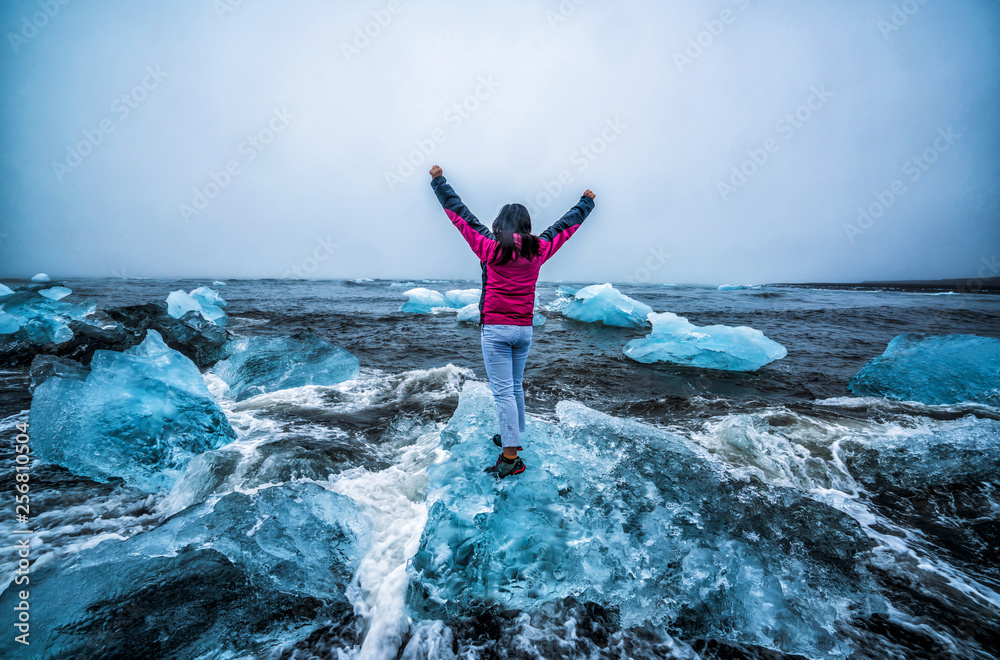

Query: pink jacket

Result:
[432,175,595,326]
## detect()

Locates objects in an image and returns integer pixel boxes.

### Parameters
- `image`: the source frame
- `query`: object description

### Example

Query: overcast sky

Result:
[1,0,998,284]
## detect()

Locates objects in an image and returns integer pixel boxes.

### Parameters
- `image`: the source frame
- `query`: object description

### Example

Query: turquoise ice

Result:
[402,287,483,314]
[0,287,96,344]
[849,334,1000,406]
[166,286,228,326]
[407,382,880,660]
[624,311,787,371]
[561,283,653,328]
[29,329,236,490]
[213,333,360,401]
[0,481,369,659]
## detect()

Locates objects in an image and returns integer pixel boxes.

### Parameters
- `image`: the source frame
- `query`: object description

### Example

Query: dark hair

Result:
[491,204,540,265]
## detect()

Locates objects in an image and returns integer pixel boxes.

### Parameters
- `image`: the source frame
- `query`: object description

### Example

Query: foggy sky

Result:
[1,0,998,284]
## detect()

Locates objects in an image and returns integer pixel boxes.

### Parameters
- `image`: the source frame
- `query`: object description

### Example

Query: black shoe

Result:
[484,453,526,479]
[491,434,521,451]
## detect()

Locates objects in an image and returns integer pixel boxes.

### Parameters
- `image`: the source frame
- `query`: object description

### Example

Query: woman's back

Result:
[430,173,595,326]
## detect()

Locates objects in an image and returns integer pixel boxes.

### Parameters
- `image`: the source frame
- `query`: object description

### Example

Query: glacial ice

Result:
[166,286,228,326]
[718,284,760,291]
[407,382,879,660]
[39,285,73,301]
[401,287,447,313]
[455,303,480,324]
[213,333,360,401]
[28,329,236,490]
[213,280,227,287]
[32,272,51,282]
[849,334,1000,406]
[0,311,19,334]
[0,481,370,659]
[444,288,481,307]
[561,283,654,328]
[0,289,96,345]
[624,311,787,371]
[0,282,15,296]
[402,288,484,314]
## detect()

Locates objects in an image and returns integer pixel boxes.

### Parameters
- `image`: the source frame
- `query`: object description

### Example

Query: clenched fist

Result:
[429,165,443,178]
[583,190,595,200]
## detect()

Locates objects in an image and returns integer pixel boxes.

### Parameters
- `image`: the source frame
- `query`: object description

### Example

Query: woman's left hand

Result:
[429,165,443,178]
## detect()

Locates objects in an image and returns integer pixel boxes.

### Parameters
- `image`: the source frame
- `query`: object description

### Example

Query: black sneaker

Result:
[491,434,522,451]
[484,453,526,479]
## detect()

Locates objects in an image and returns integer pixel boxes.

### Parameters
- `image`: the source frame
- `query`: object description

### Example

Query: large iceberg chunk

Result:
[28,329,236,490]
[0,282,15,296]
[624,311,787,371]
[849,334,1000,406]
[407,382,878,660]
[32,272,51,282]
[0,481,370,659]
[213,333,360,401]
[166,286,228,326]
[561,283,653,328]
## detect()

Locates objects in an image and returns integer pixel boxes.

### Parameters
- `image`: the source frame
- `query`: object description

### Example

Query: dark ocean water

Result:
[0,279,998,660]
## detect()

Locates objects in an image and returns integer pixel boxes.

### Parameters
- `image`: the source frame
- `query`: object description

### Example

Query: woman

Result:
[429,164,596,478]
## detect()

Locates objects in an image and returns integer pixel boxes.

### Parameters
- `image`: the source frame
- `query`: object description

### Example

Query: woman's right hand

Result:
[583,189,595,200]
[429,165,443,178]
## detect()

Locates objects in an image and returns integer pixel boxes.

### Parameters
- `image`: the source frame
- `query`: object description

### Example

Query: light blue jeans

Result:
[481,324,533,449]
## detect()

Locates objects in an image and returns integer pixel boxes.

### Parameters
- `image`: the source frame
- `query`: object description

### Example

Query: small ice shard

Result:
[213,333,360,401]
[28,329,236,491]
[0,282,14,296]
[718,284,760,291]
[533,313,546,326]
[849,334,1000,406]
[0,311,20,334]
[556,284,579,297]
[212,280,227,287]
[444,288,481,308]
[31,273,51,283]
[390,281,417,287]
[400,287,448,313]
[166,287,228,326]
[624,311,787,371]
[562,283,654,328]
[39,286,72,301]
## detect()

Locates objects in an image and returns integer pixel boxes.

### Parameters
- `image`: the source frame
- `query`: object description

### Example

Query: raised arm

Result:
[539,190,596,261]
[429,166,495,261]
